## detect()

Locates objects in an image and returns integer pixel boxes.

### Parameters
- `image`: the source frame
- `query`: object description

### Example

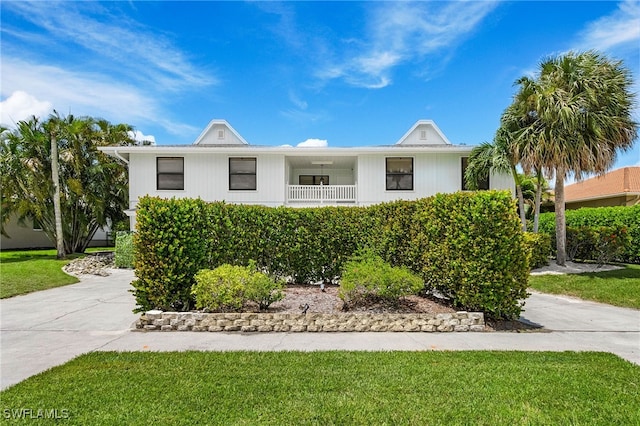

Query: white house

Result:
[100,119,513,228]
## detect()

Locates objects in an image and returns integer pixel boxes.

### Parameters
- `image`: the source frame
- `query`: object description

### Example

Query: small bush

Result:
[192,263,284,312]
[523,232,550,269]
[339,252,423,307]
[114,231,135,268]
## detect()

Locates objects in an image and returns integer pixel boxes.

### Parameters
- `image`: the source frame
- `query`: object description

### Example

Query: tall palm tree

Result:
[465,127,528,231]
[509,51,637,265]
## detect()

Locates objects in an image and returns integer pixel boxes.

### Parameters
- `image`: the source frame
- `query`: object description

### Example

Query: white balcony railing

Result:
[287,184,357,204]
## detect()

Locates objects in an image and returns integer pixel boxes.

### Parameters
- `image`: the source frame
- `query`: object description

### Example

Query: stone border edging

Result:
[134,311,485,332]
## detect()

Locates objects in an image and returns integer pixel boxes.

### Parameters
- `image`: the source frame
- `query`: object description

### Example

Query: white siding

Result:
[398,123,448,145]
[129,152,286,209]
[357,153,461,205]
[196,123,246,145]
[490,172,515,195]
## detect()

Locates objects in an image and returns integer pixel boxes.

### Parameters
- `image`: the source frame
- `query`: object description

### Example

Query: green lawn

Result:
[0,248,112,299]
[1,351,638,425]
[529,264,640,309]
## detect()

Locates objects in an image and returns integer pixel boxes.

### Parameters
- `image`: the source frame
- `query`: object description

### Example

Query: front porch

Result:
[285,155,358,205]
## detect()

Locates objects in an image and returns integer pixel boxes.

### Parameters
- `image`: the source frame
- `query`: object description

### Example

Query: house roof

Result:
[100,119,474,162]
[565,166,640,202]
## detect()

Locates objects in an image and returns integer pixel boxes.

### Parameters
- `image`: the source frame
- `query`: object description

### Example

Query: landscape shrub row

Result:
[538,205,639,263]
[132,191,529,319]
[549,226,630,265]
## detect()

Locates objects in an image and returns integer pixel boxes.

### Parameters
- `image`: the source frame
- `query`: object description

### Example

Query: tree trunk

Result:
[51,131,65,259]
[533,169,543,233]
[512,166,527,232]
[554,171,566,266]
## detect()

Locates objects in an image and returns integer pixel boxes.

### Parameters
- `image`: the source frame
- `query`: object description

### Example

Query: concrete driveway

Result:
[1,269,639,390]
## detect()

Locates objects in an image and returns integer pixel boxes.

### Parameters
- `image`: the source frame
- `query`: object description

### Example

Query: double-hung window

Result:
[157,157,184,190]
[386,157,413,190]
[229,157,257,190]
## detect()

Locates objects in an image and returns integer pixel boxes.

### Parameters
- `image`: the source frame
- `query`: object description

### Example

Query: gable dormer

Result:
[395,120,451,145]
[193,120,249,145]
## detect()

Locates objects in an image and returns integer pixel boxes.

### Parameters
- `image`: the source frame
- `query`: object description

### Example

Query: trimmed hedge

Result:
[131,197,211,312]
[523,232,550,269]
[132,191,530,319]
[538,205,639,263]
[549,226,630,265]
[416,192,529,320]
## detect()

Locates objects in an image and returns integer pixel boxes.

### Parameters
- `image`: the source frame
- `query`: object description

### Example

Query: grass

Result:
[529,264,640,309]
[1,351,638,425]
[0,248,113,299]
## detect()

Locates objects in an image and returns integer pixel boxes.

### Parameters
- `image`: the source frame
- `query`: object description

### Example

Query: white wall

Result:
[357,153,461,205]
[129,152,287,209]
[1,215,109,250]
[399,124,448,145]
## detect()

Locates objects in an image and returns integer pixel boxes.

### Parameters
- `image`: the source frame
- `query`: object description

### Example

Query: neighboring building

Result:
[0,215,109,250]
[564,166,640,210]
[100,120,514,228]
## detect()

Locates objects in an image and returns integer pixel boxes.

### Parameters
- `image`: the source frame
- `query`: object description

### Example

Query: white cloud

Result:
[3,1,215,91]
[574,0,640,53]
[0,57,204,139]
[0,91,53,126]
[317,1,499,88]
[128,130,156,145]
[297,138,328,147]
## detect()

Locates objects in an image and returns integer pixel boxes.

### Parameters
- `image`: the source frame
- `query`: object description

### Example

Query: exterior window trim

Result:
[229,157,257,191]
[156,157,184,191]
[385,157,414,191]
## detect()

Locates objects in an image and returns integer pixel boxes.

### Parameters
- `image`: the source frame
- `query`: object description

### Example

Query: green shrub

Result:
[114,231,135,268]
[550,226,630,265]
[133,193,531,317]
[523,232,550,269]
[192,263,284,311]
[131,197,210,312]
[417,191,529,320]
[539,205,639,263]
[339,251,424,307]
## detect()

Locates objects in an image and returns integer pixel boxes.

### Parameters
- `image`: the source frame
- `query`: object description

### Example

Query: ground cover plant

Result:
[1,351,638,425]
[529,264,640,309]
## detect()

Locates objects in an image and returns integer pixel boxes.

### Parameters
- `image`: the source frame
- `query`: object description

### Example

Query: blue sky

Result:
[1,1,639,173]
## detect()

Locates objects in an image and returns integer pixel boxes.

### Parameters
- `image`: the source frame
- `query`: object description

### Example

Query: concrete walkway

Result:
[1,269,639,390]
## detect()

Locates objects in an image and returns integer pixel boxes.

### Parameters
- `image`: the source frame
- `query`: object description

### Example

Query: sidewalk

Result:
[2,269,639,390]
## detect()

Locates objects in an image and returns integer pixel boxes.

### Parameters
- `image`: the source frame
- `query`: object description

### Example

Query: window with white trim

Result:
[229,157,256,190]
[157,157,184,190]
[386,157,413,190]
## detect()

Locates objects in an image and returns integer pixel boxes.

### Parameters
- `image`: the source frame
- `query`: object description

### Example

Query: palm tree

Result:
[465,127,528,231]
[508,51,637,265]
